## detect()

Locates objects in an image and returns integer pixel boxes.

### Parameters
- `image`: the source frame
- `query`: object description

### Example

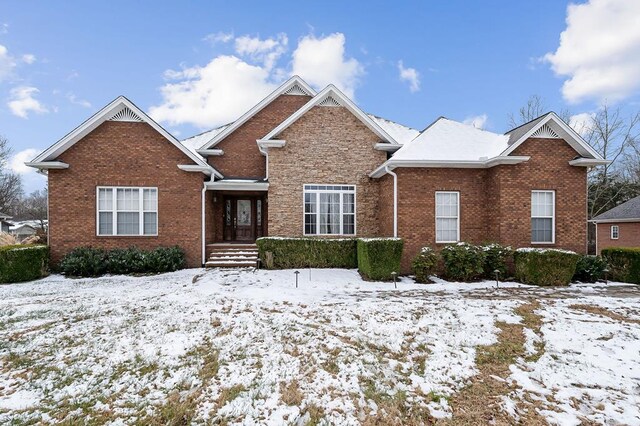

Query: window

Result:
[435,191,459,243]
[97,187,157,236]
[611,225,619,240]
[531,190,554,243]
[303,185,355,235]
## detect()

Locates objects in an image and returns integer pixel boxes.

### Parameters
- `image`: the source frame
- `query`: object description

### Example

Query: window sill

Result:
[530,242,555,245]
[96,235,159,238]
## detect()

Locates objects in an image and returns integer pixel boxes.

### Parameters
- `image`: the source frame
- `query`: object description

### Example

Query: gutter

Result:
[369,156,530,178]
[201,184,206,266]
[384,166,398,238]
[256,139,285,180]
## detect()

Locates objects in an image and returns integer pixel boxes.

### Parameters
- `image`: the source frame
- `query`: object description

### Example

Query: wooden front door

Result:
[223,196,264,242]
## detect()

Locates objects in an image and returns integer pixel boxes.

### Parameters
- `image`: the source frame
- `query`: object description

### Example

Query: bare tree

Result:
[508,94,572,128]
[16,188,48,230]
[0,135,23,212]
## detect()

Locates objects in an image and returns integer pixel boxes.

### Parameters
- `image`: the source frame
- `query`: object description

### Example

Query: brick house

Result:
[27,76,608,272]
[592,195,640,253]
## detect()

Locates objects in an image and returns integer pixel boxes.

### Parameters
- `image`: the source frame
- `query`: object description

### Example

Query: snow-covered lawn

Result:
[0,269,638,425]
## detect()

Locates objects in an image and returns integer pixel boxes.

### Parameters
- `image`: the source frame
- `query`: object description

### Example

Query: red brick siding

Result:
[596,222,640,253]
[49,121,204,267]
[377,174,394,237]
[267,106,387,237]
[208,95,311,178]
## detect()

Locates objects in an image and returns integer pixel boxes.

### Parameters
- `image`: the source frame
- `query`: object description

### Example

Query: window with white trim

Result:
[97,187,157,236]
[304,185,355,235]
[611,225,619,240]
[531,190,554,243]
[435,191,459,243]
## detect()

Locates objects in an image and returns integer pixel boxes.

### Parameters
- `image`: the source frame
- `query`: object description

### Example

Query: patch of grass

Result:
[303,403,325,426]
[321,359,339,375]
[217,384,246,407]
[280,380,304,406]
[570,303,640,325]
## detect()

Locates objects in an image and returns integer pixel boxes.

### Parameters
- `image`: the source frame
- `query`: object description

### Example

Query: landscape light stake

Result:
[391,272,398,289]
[257,258,262,270]
[494,269,500,288]
[603,268,609,284]
[294,270,300,288]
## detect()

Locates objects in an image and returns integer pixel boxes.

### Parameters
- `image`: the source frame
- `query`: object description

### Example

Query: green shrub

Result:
[573,255,608,283]
[441,242,486,282]
[59,247,108,277]
[412,247,439,283]
[0,244,49,283]
[256,237,357,269]
[357,238,404,281]
[482,243,513,279]
[601,248,640,284]
[514,248,580,286]
[59,246,186,277]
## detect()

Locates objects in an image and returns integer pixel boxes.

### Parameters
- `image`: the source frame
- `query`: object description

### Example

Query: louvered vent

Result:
[318,96,342,107]
[284,83,311,96]
[108,107,144,122]
[531,124,560,139]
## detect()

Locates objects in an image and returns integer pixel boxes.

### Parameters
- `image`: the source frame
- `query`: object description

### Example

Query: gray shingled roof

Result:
[504,112,553,144]
[592,195,640,221]
[0,211,12,220]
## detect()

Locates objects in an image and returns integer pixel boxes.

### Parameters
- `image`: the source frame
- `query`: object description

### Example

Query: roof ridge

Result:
[181,122,232,141]
[504,111,555,135]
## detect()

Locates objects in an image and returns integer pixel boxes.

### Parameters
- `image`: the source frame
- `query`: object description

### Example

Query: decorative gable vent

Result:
[108,107,144,122]
[318,95,342,107]
[531,123,560,139]
[284,83,311,96]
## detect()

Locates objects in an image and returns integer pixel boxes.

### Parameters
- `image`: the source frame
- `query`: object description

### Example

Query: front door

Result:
[223,196,263,242]
[234,199,253,241]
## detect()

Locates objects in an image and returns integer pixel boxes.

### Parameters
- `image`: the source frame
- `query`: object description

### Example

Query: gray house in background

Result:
[0,211,12,233]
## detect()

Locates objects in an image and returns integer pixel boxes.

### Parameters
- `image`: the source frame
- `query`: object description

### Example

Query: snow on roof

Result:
[180,123,231,158]
[367,114,419,145]
[391,117,510,161]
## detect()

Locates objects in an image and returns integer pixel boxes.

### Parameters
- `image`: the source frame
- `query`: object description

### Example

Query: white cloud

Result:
[292,33,364,98]
[544,0,640,103]
[203,31,234,45]
[66,92,91,108]
[0,23,8,35]
[569,112,595,136]
[7,86,49,118]
[234,33,288,70]
[149,55,276,128]
[463,114,488,129]
[21,53,36,64]
[8,148,39,175]
[397,61,420,93]
[0,44,16,82]
[151,32,365,128]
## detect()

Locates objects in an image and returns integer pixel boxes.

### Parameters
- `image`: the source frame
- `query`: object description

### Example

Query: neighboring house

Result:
[0,212,12,233]
[9,223,37,242]
[26,76,608,272]
[591,195,640,253]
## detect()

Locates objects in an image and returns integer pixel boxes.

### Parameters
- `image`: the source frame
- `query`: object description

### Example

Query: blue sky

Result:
[1,0,639,193]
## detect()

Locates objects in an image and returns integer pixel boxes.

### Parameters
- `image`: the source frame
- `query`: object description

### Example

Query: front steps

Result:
[205,243,258,268]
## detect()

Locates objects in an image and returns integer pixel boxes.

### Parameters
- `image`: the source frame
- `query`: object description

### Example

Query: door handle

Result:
[233,218,237,228]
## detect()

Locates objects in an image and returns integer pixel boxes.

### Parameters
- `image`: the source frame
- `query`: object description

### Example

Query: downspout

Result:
[258,143,269,180]
[384,166,398,238]
[201,183,206,266]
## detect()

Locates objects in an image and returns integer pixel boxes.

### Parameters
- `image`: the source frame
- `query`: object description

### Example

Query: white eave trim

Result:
[200,76,316,150]
[369,156,530,178]
[261,85,399,145]
[502,112,604,160]
[590,217,640,223]
[177,164,221,178]
[205,181,269,191]
[257,139,286,151]
[196,149,224,156]
[375,143,402,152]
[568,158,612,167]
[25,161,69,170]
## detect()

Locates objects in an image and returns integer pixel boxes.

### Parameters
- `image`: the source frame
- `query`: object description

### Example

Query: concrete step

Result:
[205,259,257,268]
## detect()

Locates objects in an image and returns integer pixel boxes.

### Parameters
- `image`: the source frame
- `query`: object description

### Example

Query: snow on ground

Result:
[0,268,638,425]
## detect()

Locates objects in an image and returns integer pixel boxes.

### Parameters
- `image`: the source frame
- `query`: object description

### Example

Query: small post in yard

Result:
[391,271,398,289]
[257,258,262,270]
[494,269,500,288]
[603,268,609,284]
[294,270,300,288]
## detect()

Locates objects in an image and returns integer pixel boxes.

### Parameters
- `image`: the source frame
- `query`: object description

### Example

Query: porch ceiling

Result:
[205,179,269,191]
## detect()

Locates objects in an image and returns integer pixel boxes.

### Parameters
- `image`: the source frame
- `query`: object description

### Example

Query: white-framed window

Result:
[435,191,459,243]
[97,187,158,236]
[303,184,355,235]
[531,190,555,243]
[611,225,619,240]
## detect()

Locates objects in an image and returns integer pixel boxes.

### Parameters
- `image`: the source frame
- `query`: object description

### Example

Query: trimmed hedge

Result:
[514,248,580,286]
[0,244,49,283]
[441,243,486,282]
[482,243,513,279]
[357,238,404,281]
[601,248,640,284]
[59,246,186,277]
[573,255,608,283]
[412,247,438,283]
[256,237,357,269]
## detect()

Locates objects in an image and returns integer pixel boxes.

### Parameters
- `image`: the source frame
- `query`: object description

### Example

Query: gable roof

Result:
[26,96,220,177]
[198,76,316,151]
[592,195,640,222]
[261,85,398,144]
[502,111,603,160]
[182,123,231,157]
[367,114,419,144]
